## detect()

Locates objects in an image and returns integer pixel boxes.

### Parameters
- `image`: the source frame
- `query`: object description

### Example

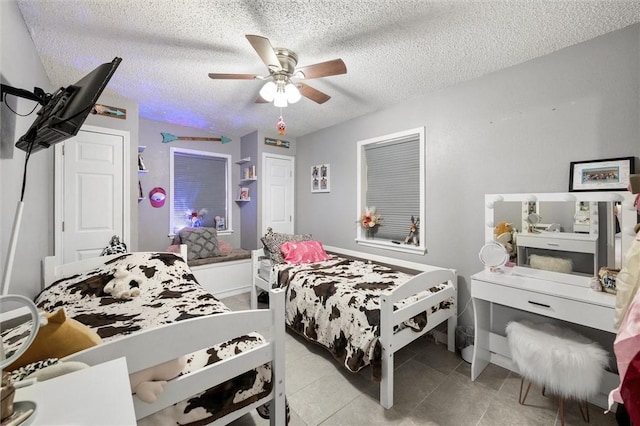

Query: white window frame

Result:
[169,147,233,235]
[356,127,426,254]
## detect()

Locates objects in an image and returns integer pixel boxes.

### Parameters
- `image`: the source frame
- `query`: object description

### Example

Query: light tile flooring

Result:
[222,292,618,426]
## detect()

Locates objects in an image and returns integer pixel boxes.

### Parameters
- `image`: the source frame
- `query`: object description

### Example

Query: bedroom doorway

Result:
[54,125,130,263]
[262,153,294,235]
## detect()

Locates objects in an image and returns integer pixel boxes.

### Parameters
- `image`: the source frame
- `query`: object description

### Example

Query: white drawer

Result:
[517,234,596,254]
[472,279,615,333]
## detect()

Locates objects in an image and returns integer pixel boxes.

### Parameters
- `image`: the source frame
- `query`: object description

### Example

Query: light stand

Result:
[1,85,46,296]
[2,202,24,296]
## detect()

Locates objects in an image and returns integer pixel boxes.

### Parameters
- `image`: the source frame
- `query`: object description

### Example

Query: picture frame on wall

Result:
[569,156,635,192]
[311,164,330,193]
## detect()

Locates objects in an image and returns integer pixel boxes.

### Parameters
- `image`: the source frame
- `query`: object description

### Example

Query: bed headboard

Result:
[43,250,188,290]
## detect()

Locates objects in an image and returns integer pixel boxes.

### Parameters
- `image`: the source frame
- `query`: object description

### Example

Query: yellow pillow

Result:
[7,308,102,371]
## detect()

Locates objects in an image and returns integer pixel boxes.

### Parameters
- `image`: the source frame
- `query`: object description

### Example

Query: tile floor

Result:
[222,292,618,426]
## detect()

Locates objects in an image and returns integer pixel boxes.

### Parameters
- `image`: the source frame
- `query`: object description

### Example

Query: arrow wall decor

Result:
[92,103,127,119]
[161,133,231,144]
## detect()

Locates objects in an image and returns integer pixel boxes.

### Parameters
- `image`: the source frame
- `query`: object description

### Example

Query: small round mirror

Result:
[526,212,542,233]
[0,295,41,370]
[479,242,508,271]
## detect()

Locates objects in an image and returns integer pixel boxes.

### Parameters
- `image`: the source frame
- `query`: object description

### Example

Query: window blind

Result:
[364,136,420,240]
[173,152,227,231]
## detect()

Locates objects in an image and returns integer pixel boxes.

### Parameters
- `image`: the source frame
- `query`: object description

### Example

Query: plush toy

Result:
[104,267,143,299]
[494,221,516,258]
[5,308,102,371]
[129,356,187,403]
[403,216,420,246]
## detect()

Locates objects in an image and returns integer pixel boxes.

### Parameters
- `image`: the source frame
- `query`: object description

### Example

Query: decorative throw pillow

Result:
[6,308,102,372]
[175,227,221,260]
[281,240,331,264]
[261,228,312,264]
[217,240,233,256]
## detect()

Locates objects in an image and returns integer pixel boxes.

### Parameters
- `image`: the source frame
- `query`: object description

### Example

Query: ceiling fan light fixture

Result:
[285,83,301,104]
[259,81,277,102]
[274,90,288,108]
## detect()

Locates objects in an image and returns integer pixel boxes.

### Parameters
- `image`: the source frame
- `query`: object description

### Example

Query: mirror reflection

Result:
[492,198,624,277]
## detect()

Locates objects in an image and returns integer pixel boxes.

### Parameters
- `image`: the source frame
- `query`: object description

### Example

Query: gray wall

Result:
[240,129,298,249]
[0,0,54,297]
[136,118,243,251]
[1,1,139,298]
[295,23,640,327]
[240,131,259,249]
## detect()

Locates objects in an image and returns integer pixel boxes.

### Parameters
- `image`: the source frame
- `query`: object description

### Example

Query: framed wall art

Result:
[569,156,635,192]
[311,164,330,193]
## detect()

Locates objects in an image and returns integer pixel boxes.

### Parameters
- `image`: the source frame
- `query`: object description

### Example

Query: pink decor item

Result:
[280,240,330,264]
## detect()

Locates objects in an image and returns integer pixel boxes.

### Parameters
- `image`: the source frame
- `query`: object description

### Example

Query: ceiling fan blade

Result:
[246,35,282,72]
[255,96,269,103]
[296,59,346,79]
[208,73,259,80]
[298,83,331,104]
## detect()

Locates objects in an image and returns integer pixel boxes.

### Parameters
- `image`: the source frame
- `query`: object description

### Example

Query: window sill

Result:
[167,229,234,239]
[355,238,426,255]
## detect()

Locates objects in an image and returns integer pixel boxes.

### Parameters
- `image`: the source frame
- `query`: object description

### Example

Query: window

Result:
[170,147,232,234]
[356,127,425,254]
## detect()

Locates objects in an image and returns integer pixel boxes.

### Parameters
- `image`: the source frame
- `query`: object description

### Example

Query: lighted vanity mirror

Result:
[484,192,638,286]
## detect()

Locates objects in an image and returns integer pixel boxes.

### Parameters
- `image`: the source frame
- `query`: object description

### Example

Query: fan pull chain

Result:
[277,110,286,136]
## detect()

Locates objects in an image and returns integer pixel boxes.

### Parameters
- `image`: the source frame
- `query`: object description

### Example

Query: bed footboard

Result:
[65,287,287,424]
[379,268,457,409]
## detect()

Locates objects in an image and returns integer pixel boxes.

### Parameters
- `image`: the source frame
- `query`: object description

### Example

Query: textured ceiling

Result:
[15,0,640,138]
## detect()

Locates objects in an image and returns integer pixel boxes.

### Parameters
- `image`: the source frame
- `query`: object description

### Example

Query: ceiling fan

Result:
[208,35,347,106]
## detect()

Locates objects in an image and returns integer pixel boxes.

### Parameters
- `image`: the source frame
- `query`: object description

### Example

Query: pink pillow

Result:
[218,240,233,256]
[280,240,330,264]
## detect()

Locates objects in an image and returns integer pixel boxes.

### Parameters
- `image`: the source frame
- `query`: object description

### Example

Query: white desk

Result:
[14,357,135,425]
[471,269,617,408]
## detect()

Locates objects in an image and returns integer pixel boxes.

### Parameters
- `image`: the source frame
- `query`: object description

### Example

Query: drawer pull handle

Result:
[546,243,560,247]
[528,301,551,308]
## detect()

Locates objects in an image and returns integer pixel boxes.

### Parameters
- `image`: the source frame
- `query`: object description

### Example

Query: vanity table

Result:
[471,191,638,409]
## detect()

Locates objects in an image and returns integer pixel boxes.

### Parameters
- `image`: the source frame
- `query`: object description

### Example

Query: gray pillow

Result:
[261,227,311,264]
[175,227,221,260]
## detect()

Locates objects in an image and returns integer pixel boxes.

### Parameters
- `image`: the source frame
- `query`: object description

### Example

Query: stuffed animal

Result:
[494,221,516,258]
[104,267,143,299]
[403,216,420,246]
[129,356,187,403]
[5,308,102,371]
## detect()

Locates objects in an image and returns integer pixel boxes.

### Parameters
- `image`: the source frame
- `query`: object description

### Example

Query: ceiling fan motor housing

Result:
[273,48,298,75]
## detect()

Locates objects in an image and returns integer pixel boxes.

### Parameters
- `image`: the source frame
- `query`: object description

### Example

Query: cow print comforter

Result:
[3,252,271,425]
[270,256,454,380]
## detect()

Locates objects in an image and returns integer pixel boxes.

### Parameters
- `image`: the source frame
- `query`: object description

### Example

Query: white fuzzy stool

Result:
[506,320,609,425]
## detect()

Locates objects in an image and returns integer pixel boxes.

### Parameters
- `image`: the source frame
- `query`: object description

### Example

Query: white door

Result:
[55,125,130,263]
[262,153,294,234]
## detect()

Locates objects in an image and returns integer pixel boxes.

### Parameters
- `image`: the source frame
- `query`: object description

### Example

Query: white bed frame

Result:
[43,253,287,425]
[250,245,457,409]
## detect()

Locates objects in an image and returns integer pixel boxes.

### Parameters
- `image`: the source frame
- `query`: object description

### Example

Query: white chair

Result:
[506,320,609,425]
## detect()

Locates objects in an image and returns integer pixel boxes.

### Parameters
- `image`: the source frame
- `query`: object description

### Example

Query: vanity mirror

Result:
[485,192,638,286]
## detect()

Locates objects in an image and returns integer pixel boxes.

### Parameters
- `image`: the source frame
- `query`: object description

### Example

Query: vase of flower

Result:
[360,207,382,240]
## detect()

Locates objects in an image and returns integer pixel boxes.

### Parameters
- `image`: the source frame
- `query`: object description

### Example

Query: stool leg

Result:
[519,377,532,405]
[558,397,565,426]
[578,400,590,423]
